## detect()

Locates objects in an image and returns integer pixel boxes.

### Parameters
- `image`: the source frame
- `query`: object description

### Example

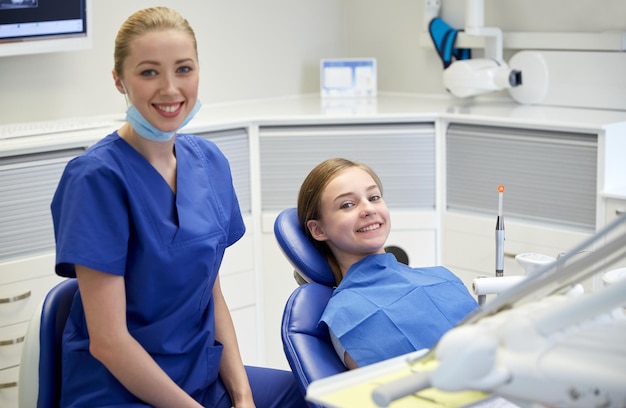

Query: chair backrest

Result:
[19,278,78,408]
[281,282,348,391]
[273,208,410,286]
[273,207,336,287]
[274,208,347,400]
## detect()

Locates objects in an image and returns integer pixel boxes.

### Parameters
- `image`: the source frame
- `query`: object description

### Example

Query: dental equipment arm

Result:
[371,213,626,407]
[442,0,522,98]
[431,278,626,407]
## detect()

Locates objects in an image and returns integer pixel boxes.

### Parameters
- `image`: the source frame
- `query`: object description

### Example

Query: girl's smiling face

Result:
[118,29,199,134]
[307,166,391,275]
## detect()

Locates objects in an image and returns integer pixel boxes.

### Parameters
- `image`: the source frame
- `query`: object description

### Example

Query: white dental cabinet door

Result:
[442,123,597,295]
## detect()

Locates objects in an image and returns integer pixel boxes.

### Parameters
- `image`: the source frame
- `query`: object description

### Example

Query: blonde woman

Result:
[52,7,304,408]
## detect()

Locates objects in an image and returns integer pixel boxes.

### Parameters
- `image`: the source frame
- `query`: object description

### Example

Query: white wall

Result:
[1,0,624,123]
[341,0,626,96]
[0,0,344,124]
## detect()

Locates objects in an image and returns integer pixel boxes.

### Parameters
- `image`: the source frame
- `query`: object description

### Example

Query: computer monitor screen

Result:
[0,0,91,57]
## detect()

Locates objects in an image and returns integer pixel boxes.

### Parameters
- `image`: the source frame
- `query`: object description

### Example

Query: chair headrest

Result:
[274,208,336,287]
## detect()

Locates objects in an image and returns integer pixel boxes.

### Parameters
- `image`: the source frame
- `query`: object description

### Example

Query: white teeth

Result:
[358,223,380,232]
[156,104,180,113]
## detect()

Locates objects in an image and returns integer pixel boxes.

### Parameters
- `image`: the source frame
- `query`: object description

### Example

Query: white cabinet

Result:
[0,146,79,405]
[0,126,257,406]
[257,122,439,368]
[605,198,626,234]
[257,122,437,212]
[445,123,598,231]
[602,198,626,271]
[0,366,19,407]
[0,253,64,405]
[197,128,252,214]
[443,212,591,292]
[443,123,598,294]
[219,216,260,365]
[2,95,626,403]
[196,127,259,365]
[259,208,438,369]
[260,212,300,369]
[0,148,84,260]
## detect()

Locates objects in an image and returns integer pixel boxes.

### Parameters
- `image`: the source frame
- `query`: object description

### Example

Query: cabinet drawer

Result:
[605,198,626,234]
[0,252,55,284]
[0,365,18,407]
[604,198,626,270]
[0,274,65,327]
[0,321,28,370]
[605,198,626,219]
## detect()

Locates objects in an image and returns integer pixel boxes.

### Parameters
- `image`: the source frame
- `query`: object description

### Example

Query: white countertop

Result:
[188,93,626,133]
[3,93,626,157]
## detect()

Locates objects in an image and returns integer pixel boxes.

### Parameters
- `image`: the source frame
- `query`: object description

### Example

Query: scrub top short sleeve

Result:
[50,133,247,407]
[52,140,131,277]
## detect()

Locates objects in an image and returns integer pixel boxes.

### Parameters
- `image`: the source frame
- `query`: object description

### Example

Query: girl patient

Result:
[297,158,478,369]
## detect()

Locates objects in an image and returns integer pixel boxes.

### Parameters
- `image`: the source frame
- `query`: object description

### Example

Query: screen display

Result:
[0,0,90,57]
[0,0,86,42]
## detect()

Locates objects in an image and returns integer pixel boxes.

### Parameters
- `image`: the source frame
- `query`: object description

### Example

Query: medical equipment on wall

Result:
[435,0,523,98]
[442,59,522,98]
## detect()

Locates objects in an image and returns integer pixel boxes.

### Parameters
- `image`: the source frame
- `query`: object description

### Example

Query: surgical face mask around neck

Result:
[125,99,202,142]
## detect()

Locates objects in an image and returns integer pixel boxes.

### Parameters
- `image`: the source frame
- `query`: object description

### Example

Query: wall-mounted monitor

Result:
[0,0,92,58]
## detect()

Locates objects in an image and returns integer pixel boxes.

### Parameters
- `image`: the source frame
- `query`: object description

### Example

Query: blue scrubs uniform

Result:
[320,253,478,367]
[51,133,303,407]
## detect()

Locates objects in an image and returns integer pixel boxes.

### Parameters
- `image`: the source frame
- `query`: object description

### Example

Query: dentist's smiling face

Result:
[120,28,199,134]
[307,166,391,274]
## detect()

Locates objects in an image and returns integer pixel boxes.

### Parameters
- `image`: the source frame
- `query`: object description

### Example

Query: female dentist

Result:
[51,7,305,408]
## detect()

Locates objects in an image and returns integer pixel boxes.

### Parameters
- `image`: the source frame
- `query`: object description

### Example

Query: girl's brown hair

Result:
[297,158,383,284]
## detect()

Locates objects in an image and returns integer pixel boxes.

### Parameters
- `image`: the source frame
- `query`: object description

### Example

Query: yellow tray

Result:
[306,350,494,408]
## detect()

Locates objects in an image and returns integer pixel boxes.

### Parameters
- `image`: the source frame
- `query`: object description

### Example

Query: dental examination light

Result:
[443,59,522,98]
[440,0,523,98]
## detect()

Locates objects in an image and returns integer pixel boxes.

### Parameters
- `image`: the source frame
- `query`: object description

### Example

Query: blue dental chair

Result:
[274,208,348,401]
[18,278,77,408]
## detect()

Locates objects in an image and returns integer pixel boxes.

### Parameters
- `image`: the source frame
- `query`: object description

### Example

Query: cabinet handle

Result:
[0,290,31,304]
[616,209,625,216]
[0,335,25,347]
[0,381,18,389]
